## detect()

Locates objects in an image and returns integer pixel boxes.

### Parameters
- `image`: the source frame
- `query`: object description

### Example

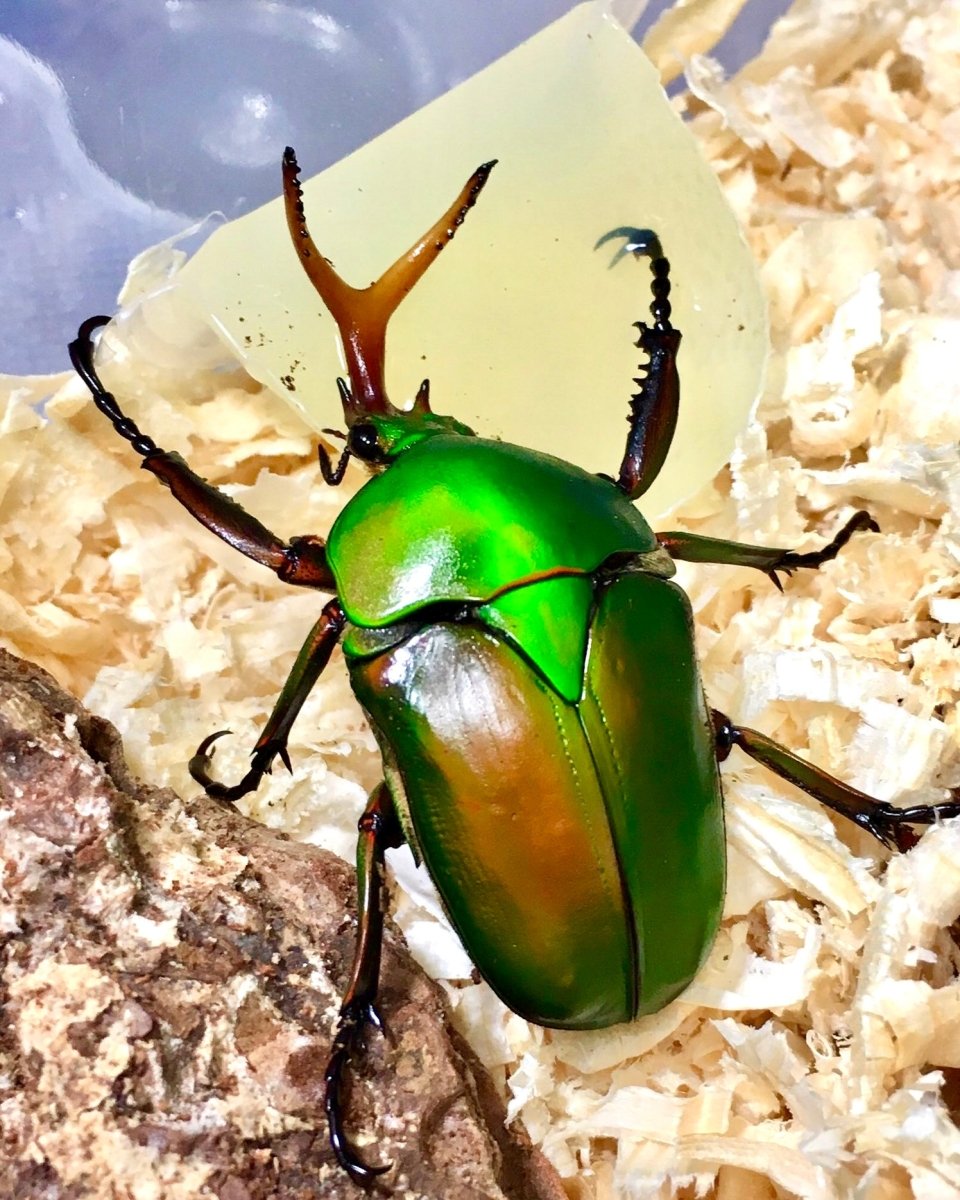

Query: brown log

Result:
[0,649,567,1200]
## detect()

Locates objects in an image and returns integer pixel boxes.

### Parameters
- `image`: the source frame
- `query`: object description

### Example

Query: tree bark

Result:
[0,649,566,1200]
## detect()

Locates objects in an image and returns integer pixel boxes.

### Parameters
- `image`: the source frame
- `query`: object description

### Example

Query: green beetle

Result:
[70,150,960,1186]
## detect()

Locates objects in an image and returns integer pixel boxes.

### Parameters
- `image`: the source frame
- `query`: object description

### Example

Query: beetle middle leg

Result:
[189,598,346,802]
[657,510,880,590]
[326,783,404,1184]
[712,709,960,852]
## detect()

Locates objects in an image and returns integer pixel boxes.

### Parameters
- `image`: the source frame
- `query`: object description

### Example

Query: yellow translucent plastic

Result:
[177,1,765,517]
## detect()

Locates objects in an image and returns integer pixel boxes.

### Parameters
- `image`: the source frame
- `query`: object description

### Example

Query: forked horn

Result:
[282,148,496,417]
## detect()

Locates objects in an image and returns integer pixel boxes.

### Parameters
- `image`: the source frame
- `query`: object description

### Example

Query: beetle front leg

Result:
[189,598,346,802]
[712,710,960,851]
[69,316,335,590]
[326,783,404,1185]
[596,228,681,500]
[658,510,879,590]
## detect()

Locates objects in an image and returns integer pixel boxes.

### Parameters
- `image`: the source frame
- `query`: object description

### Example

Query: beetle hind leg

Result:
[325,783,404,1183]
[658,510,879,590]
[712,709,960,851]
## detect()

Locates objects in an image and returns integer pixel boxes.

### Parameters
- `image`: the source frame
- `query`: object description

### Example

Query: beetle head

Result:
[282,148,492,461]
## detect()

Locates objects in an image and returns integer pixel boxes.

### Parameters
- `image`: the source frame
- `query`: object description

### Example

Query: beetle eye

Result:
[348,423,384,462]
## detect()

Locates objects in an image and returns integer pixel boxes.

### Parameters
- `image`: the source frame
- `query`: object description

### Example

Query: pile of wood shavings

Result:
[3,0,960,1195]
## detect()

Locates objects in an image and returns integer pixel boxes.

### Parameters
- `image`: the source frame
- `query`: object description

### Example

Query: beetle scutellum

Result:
[69,150,960,1186]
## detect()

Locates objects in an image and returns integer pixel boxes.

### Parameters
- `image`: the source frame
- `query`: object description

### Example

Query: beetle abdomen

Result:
[349,572,725,1027]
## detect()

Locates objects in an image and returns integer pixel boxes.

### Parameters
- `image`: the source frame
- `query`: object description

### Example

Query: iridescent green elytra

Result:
[331,434,725,1025]
[74,151,952,1185]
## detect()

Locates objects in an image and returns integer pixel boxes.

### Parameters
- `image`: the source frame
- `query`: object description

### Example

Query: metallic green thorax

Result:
[329,434,666,701]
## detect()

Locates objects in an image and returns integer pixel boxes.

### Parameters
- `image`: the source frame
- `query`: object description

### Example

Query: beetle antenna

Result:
[318,442,352,486]
[282,147,495,419]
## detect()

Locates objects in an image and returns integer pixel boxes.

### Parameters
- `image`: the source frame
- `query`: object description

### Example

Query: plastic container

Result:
[1,0,788,374]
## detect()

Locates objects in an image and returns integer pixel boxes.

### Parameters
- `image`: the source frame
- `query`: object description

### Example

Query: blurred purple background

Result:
[1,0,790,374]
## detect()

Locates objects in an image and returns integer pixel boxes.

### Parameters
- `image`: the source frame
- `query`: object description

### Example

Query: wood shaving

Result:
[2,0,960,1195]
